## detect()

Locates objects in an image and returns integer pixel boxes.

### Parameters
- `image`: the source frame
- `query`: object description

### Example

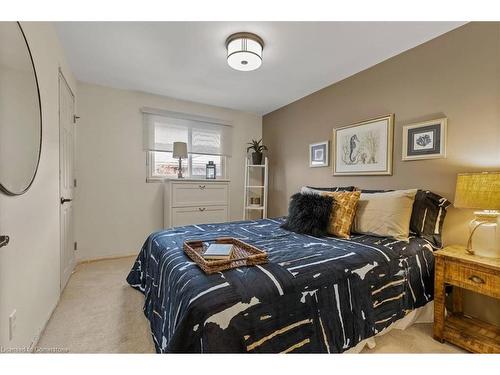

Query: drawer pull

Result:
[198,207,206,211]
[468,275,485,284]
[199,185,206,190]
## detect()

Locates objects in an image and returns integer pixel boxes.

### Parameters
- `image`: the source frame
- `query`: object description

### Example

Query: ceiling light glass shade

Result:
[226,33,264,72]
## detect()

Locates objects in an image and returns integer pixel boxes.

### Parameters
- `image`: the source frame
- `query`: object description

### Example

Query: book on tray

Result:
[202,244,234,260]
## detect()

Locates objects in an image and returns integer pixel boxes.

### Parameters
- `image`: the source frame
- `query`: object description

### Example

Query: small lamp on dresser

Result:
[454,172,500,257]
[172,142,188,179]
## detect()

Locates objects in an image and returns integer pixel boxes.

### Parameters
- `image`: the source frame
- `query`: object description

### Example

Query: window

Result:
[142,108,231,180]
[190,154,223,177]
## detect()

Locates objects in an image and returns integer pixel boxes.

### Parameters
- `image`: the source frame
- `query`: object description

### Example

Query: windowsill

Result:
[146,177,230,183]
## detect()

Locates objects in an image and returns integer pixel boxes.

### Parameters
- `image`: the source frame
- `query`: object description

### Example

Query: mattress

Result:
[127,217,435,353]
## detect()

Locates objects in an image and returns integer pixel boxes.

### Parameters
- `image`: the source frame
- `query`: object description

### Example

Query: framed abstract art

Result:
[402,118,447,161]
[309,141,329,167]
[332,114,394,176]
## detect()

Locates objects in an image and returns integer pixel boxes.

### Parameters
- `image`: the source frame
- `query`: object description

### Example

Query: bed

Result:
[127,217,435,353]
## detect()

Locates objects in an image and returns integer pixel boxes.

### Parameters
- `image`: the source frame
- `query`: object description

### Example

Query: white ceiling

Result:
[55,22,465,115]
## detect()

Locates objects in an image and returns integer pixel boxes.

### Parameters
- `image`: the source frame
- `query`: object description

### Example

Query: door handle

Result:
[60,197,73,204]
[0,235,9,248]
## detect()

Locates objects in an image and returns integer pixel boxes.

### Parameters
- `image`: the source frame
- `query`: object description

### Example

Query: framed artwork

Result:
[402,118,447,161]
[309,141,329,167]
[332,114,394,176]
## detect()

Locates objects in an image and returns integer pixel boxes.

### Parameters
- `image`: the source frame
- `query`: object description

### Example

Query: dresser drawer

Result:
[172,182,229,207]
[444,261,500,299]
[172,205,228,227]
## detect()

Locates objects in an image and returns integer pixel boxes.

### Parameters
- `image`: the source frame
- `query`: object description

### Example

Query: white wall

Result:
[75,83,262,261]
[0,22,76,348]
[0,65,41,191]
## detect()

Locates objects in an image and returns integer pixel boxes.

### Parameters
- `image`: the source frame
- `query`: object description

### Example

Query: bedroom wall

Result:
[0,22,76,349]
[75,83,262,261]
[263,22,500,324]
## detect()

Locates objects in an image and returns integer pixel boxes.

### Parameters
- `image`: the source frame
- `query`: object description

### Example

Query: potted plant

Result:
[246,139,268,165]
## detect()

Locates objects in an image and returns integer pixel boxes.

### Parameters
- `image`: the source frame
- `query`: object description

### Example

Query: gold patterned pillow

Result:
[321,191,361,239]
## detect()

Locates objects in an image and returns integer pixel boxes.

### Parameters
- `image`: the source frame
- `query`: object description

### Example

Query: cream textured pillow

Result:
[353,189,417,241]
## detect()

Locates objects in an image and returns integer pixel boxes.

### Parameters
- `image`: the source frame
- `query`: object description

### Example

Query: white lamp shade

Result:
[172,142,188,158]
[226,33,263,72]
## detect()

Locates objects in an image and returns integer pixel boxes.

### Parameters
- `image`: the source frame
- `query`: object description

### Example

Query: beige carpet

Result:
[38,257,154,353]
[37,256,464,354]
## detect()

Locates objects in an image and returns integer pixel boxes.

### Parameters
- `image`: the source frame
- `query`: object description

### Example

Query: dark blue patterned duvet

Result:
[127,218,435,353]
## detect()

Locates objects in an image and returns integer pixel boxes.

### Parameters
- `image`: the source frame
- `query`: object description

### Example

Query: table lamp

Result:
[454,172,500,257]
[172,142,188,178]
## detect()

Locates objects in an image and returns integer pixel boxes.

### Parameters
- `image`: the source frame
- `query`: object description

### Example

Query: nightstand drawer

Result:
[445,262,500,299]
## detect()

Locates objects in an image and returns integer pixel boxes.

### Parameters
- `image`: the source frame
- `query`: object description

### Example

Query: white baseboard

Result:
[29,297,60,352]
[77,252,138,265]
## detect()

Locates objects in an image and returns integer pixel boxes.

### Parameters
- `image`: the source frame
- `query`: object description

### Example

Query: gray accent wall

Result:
[263,22,500,325]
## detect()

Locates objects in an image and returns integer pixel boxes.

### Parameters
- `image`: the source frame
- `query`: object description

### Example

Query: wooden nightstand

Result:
[433,245,500,353]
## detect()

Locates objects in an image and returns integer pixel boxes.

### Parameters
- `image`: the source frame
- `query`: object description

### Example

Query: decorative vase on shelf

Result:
[252,152,263,165]
[246,139,267,165]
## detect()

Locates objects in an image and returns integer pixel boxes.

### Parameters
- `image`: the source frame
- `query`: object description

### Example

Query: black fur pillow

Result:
[281,193,334,237]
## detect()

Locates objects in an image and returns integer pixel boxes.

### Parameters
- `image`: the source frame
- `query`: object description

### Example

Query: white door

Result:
[59,72,76,290]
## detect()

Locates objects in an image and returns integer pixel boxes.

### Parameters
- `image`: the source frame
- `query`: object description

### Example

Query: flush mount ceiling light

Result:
[226,32,264,72]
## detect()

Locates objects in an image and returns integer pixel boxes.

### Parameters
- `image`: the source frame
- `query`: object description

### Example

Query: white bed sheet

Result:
[345,301,434,353]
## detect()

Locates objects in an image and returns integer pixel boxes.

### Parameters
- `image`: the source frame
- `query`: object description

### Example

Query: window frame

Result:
[146,151,227,182]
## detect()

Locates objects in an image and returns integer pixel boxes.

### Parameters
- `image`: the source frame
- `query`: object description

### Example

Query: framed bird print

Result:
[402,118,447,161]
[332,114,394,176]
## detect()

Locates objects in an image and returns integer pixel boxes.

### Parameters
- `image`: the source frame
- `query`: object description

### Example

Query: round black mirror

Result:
[0,22,42,196]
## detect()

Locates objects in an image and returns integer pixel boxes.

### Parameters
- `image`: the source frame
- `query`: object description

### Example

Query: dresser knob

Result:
[468,275,485,284]
[199,185,206,190]
[198,207,206,211]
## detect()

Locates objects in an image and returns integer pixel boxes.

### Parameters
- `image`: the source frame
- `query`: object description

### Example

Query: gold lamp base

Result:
[466,210,500,257]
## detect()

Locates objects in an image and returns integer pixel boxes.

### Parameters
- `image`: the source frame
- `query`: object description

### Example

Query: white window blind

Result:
[142,108,232,156]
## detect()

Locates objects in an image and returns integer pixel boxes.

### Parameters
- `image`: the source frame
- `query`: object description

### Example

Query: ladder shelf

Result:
[243,157,268,220]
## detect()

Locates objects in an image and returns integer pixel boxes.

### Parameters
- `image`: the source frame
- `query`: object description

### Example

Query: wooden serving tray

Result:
[183,237,268,274]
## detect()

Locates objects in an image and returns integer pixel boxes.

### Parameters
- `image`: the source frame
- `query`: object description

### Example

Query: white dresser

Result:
[163,179,230,228]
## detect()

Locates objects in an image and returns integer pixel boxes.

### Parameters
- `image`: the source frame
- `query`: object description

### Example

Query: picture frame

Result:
[402,118,447,161]
[333,114,394,176]
[309,141,329,167]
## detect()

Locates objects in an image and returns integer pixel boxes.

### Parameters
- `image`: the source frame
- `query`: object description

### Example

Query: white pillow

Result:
[300,186,319,195]
[353,189,417,241]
